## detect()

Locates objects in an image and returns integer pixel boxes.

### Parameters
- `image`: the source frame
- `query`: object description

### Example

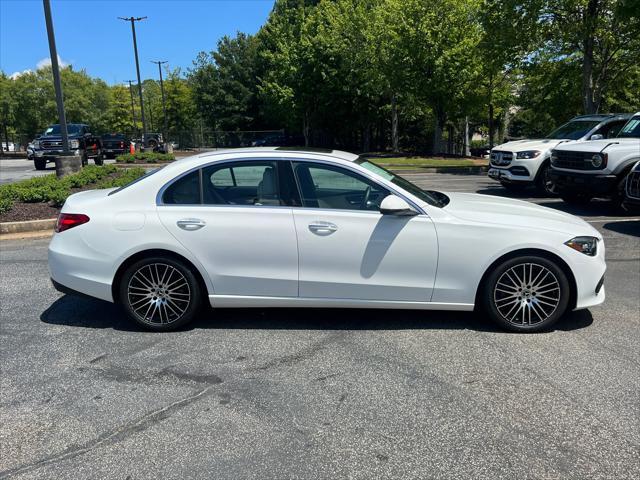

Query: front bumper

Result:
[488,166,533,183]
[549,170,617,195]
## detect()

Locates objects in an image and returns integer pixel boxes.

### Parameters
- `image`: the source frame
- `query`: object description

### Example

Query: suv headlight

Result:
[591,153,605,168]
[32,140,40,148]
[516,150,541,159]
[565,236,598,256]
[69,139,79,149]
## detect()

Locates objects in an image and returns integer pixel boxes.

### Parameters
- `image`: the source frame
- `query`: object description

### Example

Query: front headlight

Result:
[591,153,605,168]
[516,150,541,159]
[69,139,79,149]
[32,140,40,148]
[565,236,598,256]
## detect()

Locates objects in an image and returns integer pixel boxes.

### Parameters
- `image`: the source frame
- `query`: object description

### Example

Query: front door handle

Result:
[308,221,338,235]
[177,218,206,231]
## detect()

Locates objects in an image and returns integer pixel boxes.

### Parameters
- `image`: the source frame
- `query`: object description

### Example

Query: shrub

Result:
[116,152,175,163]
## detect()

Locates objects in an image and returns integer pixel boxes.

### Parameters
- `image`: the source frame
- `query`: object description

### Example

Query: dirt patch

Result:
[0,202,60,223]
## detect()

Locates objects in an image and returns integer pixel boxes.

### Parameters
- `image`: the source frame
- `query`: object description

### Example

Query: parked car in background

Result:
[550,113,640,207]
[488,113,631,195]
[49,147,606,333]
[2,141,16,152]
[32,124,103,170]
[252,134,287,147]
[623,161,640,211]
[101,133,130,159]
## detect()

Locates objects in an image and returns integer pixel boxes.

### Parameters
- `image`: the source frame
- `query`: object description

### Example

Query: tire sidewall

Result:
[482,255,570,332]
[118,256,202,331]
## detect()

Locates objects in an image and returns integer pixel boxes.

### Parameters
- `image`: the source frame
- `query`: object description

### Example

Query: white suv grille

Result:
[490,151,513,166]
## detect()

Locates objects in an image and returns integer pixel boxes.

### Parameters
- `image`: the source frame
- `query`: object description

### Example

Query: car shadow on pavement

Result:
[41,294,593,333]
[603,220,640,237]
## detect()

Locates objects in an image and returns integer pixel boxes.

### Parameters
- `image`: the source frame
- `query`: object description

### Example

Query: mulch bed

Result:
[0,202,60,223]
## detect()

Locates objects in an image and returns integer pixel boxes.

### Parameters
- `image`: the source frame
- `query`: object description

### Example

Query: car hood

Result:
[553,137,640,152]
[39,134,82,140]
[440,192,598,237]
[494,139,571,153]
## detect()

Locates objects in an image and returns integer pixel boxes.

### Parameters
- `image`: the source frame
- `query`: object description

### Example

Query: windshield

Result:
[617,116,640,138]
[102,133,126,139]
[546,120,600,140]
[355,158,449,207]
[44,124,83,135]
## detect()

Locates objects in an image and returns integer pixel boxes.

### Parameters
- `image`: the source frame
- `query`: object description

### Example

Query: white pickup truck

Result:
[549,112,640,207]
[488,114,631,195]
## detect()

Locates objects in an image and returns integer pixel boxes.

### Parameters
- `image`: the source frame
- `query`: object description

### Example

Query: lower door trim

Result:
[209,294,474,311]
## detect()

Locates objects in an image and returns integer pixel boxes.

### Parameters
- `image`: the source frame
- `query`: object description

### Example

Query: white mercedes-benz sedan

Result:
[48,147,606,332]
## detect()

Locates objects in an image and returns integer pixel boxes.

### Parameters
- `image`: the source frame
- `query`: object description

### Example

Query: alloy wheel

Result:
[493,262,561,326]
[127,263,191,325]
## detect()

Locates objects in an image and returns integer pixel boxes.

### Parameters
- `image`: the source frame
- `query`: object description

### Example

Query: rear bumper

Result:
[549,170,617,195]
[48,234,114,302]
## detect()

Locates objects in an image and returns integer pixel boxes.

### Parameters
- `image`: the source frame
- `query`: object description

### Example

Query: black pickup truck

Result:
[101,133,130,159]
[32,124,103,170]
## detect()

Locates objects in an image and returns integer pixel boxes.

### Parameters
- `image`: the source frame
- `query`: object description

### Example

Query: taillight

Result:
[55,213,90,233]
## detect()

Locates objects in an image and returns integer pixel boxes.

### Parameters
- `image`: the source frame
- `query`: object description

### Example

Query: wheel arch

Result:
[111,248,210,304]
[474,248,577,310]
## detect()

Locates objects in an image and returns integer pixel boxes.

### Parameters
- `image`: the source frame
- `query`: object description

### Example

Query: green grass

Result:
[368,157,477,168]
[0,165,146,216]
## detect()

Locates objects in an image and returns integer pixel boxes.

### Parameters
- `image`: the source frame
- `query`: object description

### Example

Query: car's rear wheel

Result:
[94,155,104,166]
[481,255,570,332]
[119,257,202,331]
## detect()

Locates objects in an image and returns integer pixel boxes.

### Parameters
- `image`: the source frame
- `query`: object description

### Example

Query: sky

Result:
[0,0,275,84]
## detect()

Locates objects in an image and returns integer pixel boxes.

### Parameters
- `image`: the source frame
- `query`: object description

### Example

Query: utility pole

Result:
[43,0,80,177]
[126,80,137,135]
[151,60,168,141]
[119,16,147,145]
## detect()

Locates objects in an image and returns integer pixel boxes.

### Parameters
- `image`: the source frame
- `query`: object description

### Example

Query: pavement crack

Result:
[252,333,343,371]
[0,387,214,479]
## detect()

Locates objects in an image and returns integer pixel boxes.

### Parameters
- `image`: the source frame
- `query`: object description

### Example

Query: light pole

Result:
[151,60,168,141]
[126,80,137,135]
[118,16,147,145]
[43,0,80,176]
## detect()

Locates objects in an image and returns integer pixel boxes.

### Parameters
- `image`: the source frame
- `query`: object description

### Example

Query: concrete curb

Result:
[0,218,56,235]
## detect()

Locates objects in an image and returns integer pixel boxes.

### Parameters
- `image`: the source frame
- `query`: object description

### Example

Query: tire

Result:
[480,255,570,332]
[536,164,558,196]
[105,153,115,160]
[560,193,592,205]
[94,155,104,166]
[81,151,88,166]
[118,256,203,331]
[34,158,46,170]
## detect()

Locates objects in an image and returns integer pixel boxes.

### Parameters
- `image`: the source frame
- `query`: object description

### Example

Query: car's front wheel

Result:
[34,158,46,170]
[481,255,570,332]
[118,257,203,331]
[536,164,558,196]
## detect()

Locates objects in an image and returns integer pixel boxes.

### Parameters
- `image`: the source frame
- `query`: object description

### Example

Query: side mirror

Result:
[590,134,604,140]
[379,195,418,216]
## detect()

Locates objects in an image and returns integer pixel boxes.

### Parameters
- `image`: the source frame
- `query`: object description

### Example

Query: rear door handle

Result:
[177,218,206,231]
[308,221,338,235]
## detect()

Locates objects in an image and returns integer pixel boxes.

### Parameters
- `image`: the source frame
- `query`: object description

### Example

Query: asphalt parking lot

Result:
[1,173,639,479]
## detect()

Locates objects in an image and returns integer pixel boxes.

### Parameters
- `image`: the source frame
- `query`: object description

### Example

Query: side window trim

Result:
[287,158,425,215]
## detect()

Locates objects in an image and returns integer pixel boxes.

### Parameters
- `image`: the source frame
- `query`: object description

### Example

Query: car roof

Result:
[196,147,359,162]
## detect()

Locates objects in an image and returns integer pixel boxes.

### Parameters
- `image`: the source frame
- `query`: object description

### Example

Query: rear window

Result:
[162,170,201,204]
